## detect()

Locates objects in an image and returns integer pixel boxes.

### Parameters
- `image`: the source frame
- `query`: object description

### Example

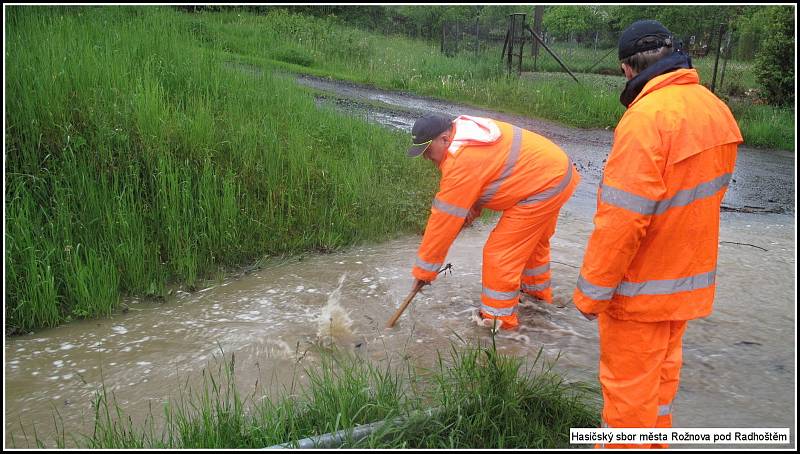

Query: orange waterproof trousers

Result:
[479,166,579,329]
[595,313,688,449]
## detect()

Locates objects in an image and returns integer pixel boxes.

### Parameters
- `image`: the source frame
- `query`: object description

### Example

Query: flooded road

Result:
[300,74,795,215]
[5,74,796,449]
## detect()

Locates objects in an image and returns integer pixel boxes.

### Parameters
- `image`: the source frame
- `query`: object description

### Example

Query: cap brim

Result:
[406,142,429,157]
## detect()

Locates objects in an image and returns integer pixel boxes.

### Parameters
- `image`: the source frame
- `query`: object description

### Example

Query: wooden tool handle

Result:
[385,282,424,328]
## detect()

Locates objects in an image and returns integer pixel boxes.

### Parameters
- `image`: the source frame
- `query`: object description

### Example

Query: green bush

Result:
[754,6,794,106]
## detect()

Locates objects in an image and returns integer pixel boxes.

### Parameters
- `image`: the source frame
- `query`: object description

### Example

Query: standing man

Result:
[407,113,580,330]
[573,20,743,448]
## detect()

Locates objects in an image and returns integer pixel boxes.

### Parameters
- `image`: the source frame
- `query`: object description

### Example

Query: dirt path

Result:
[297,74,795,215]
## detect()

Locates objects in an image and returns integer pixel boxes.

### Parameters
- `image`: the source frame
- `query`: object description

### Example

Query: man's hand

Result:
[412,279,430,293]
[462,205,482,230]
[577,308,598,321]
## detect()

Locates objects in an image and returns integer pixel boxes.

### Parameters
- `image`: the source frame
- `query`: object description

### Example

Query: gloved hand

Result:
[462,204,482,229]
[577,308,598,321]
[411,279,430,293]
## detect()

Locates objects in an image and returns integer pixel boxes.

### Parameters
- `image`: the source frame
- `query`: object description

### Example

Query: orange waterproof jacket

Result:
[574,68,743,322]
[412,116,573,282]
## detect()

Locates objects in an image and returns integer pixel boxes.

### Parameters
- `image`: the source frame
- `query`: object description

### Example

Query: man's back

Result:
[583,67,743,322]
[442,118,571,212]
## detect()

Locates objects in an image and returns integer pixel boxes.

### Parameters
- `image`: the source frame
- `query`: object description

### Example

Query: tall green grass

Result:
[9,339,600,448]
[5,6,437,333]
[188,7,792,150]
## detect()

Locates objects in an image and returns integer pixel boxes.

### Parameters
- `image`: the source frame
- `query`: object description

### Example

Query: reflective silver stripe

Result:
[600,184,658,215]
[521,280,551,292]
[415,256,441,272]
[577,274,616,301]
[601,173,732,215]
[578,270,716,300]
[518,158,575,206]
[617,270,716,297]
[523,263,550,276]
[432,197,469,218]
[658,402,673,417]
[480,303,517,317]
[478,126,522,206]
[482,286,519,301]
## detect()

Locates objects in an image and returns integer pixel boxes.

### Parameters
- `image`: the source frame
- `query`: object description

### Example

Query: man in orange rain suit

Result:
[572,20,742,448]
[406,113,580,330]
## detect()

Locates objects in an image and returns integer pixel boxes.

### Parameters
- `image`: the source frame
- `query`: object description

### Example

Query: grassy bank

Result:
[5,6,437,333]
[9,339,600,449]
[193,7,793,150]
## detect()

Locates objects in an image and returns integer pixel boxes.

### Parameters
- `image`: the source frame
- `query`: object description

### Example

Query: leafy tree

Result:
[542,6,601,42]
[387,6,482,40]
[754,6,794,106]
[608,5,741,46]
[731,6,774,61]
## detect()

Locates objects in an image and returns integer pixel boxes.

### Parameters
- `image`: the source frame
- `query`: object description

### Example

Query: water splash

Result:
[469,309,500,332]
[317,274,354,343]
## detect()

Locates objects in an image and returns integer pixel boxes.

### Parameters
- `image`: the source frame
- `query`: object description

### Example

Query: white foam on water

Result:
[469,310,499,331]
[498,333,532,344]
[265,339,295,360]
[453,307,476,316]
[111,325,128,335]
[317,274,354,342]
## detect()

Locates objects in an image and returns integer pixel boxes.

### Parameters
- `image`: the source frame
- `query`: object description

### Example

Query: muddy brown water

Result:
[4,75,795,449]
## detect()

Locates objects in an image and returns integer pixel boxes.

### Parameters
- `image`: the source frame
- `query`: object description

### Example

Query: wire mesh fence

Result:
[435,15,748,96]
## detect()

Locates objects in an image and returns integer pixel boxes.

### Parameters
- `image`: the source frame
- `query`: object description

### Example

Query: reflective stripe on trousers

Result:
[523,263,550,276]
[480,285,519,316]
[521,280,550,293]
[479,303,517,317]
[599,402,672,426]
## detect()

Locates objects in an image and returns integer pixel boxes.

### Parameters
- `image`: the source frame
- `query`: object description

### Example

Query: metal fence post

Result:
[475,17,479,58]
[532,6,543,71]
[710,22,725,93]
[719,25,733,90]
[441,21,445,54]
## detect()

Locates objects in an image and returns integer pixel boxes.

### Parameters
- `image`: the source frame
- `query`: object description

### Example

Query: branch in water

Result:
[720,241,768,252]
[551,260,579,269]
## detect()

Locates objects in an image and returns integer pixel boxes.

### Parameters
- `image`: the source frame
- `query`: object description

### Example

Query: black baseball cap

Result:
[407,114,455,157]
[618,20,673,60]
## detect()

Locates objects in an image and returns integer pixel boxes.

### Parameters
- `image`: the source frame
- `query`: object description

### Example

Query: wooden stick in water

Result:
[385,281,425,328]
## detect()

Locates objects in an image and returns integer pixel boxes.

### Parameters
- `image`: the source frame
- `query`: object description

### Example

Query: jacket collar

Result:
[620,51,694,108]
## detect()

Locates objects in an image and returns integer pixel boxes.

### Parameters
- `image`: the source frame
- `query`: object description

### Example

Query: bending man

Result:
[408,114,580,330]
